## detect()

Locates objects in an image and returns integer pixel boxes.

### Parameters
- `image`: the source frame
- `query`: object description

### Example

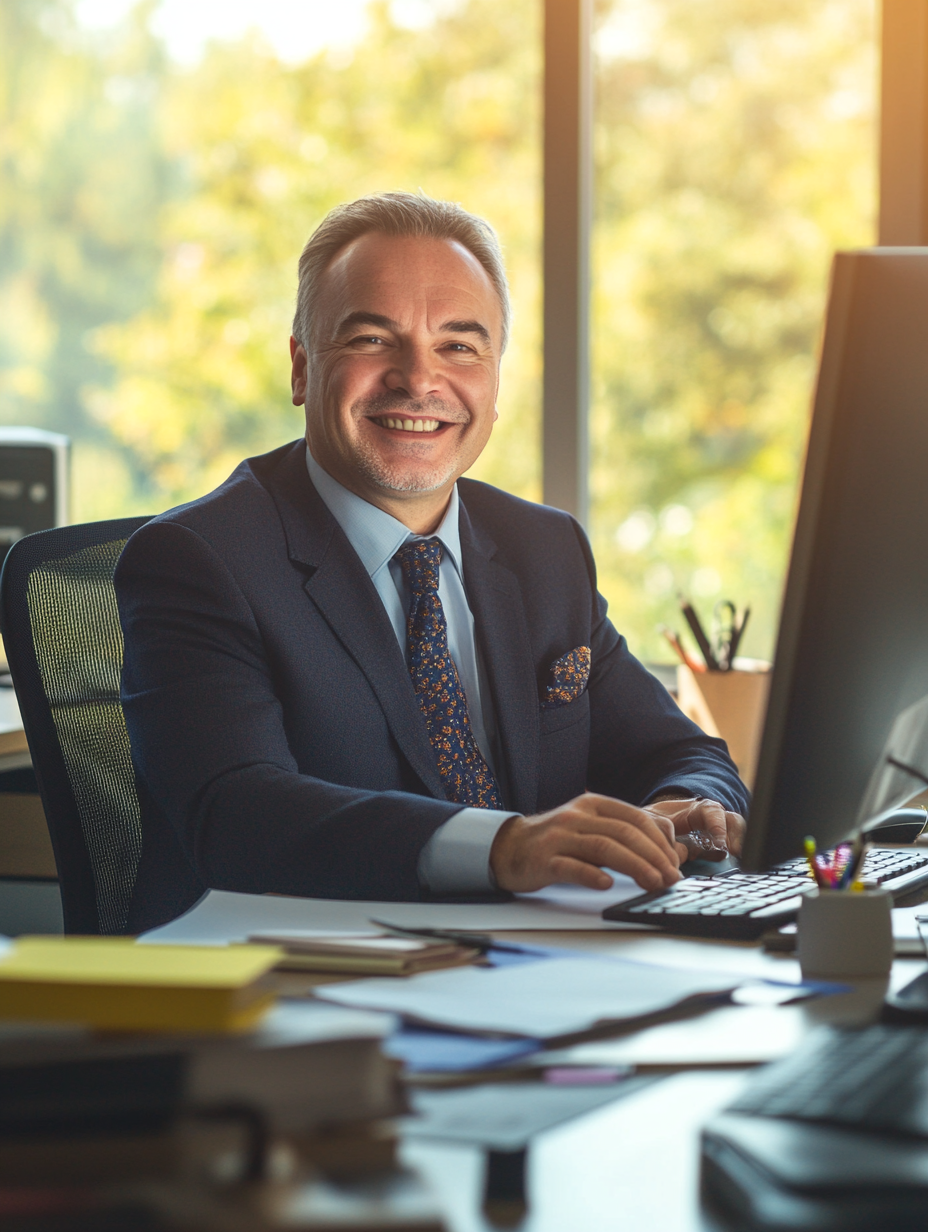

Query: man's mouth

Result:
[370,416,446,433]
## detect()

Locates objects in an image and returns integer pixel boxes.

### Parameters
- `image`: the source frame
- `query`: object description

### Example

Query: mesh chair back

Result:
[0,518,152,934]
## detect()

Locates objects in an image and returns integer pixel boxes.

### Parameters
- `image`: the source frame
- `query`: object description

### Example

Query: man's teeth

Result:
[376,417,442,433]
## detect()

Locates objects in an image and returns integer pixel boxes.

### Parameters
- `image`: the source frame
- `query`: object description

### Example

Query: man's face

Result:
[291,232,502,514]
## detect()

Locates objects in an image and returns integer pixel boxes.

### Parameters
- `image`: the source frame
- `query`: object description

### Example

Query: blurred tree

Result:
[4,0,877,667]
[0,0,172,516]
[87,0,541,508]
[590,0,876,660]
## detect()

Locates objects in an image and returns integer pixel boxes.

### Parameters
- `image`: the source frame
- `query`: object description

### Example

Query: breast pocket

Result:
[536,692,590,810]
[539,690,590,734]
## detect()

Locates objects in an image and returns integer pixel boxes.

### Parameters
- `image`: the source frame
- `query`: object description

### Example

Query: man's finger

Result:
[568,801,681,858]
[686,799,729,846]
[547,855,614,891]
[578,793,677,831]
[726,811,746,856]
[558,832,681,892]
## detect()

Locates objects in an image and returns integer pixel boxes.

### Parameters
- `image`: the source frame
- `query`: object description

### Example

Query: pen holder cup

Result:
[797,887,894,980]
[676,662,771,790]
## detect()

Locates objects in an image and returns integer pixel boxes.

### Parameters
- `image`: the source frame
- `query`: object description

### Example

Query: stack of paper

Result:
[138,878,647,945]
[249,931,480,975]
[0,937,282,1032]
[315,955,741,1043]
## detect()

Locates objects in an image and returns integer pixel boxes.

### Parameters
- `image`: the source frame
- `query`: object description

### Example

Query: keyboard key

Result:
[604,844,928,937]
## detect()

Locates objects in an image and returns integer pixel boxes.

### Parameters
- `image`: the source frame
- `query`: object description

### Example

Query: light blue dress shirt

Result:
[305,448,516,892]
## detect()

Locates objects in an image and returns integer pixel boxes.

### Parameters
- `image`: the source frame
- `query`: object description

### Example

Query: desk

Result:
[0,688,57,884]
[0,686,28,772]
[398,928,928,1232]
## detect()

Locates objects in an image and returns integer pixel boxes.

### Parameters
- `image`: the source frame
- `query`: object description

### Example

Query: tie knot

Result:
[395,537,442,592]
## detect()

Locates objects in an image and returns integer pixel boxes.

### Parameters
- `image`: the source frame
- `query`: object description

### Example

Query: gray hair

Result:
[292,191,510,354]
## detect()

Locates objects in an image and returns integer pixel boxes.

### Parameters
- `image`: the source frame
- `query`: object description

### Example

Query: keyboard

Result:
[726,1024,928,1139]
[602,846,928,939]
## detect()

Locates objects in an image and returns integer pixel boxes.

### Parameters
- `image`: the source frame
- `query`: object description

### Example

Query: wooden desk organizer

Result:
[676,661,771,790]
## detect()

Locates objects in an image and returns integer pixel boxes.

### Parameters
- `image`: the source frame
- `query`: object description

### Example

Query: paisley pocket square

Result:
[541,645,591,708]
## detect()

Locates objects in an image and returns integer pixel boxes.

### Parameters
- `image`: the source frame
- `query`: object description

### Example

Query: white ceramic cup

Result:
[797,887,894,979]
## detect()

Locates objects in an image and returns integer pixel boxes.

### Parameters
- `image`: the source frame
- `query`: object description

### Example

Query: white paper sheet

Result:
[314,955,739,1039]
[533,1003,809,1068]
[138,876,646,945]
[891,905,928,955]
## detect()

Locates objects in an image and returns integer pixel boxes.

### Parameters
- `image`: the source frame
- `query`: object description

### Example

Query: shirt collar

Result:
[305,445,463,580]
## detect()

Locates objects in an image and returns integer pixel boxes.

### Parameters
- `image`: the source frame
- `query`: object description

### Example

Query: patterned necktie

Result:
[395,538,503,809]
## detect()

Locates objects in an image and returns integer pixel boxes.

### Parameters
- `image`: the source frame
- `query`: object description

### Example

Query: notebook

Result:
[249,931,480,975]
[0,937,282,1032]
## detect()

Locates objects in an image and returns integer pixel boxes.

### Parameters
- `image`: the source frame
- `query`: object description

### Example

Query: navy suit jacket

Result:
[115,439,749,932]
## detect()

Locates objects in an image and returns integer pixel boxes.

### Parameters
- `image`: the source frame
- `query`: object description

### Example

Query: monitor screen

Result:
[742,248,928,871]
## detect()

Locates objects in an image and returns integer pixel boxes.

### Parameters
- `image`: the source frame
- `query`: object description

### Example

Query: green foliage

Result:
[87,0,541,506]
[1,0,876,664]
[590,0,876,659]
[0,0,171,513]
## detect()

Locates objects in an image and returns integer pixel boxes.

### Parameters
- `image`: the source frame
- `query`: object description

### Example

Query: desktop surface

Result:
[395,921,928,1232]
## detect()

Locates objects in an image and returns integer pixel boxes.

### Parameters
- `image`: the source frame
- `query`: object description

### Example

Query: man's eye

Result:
[445,342,473,353]
[350,335,386,346]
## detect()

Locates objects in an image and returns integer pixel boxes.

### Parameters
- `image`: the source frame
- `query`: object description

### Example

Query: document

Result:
[313,955,740,1040]
[384,1028,542,1074]
[138,876,647,945]
[535,1003,809,1068]
[890,904,928,955]
[405,1080,649,1149]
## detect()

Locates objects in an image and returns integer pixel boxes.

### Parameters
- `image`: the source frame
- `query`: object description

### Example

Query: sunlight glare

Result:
[75,0,374,64]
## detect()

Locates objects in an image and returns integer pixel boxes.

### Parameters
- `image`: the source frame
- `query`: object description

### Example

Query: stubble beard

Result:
[349,394,469,494]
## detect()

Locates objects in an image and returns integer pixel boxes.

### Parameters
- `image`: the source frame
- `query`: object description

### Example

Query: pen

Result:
[804,836,826,889]
[678,595,719,670]
[369,918,530,956]
[657,625,705,673]
[840,833,867,890]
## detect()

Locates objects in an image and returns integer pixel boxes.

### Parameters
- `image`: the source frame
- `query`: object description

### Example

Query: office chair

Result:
[0,517,152,934]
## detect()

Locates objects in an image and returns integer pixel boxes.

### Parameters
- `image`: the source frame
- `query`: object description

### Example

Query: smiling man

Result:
[115,192,749,932]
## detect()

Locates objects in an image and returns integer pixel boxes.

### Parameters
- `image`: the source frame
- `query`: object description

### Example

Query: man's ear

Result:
[290,336,308,406]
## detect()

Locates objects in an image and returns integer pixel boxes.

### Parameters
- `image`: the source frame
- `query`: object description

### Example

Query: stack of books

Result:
[0,938,445,1230]
[0,936,282,1032]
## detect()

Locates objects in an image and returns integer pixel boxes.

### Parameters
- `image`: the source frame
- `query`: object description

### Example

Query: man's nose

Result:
[383,344,441,400]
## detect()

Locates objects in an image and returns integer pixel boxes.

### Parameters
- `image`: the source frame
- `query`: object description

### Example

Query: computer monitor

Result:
[742,248,928,871]
[0,427,69,570]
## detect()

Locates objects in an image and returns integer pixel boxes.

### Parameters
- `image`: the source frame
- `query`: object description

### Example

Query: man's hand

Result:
[489,793,687,894]
[647,796,746,861]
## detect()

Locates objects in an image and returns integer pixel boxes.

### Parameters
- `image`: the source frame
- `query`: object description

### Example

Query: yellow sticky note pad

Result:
[0,937,282,1033]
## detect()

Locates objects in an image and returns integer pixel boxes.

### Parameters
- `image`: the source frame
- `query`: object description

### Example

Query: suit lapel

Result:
[260,443,448,800]
[458,500,540,816]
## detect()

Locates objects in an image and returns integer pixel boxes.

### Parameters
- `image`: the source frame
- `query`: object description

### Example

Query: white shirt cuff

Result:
[417,808,518,894]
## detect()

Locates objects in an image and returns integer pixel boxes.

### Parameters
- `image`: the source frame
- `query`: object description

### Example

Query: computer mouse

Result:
[863,808,928,845]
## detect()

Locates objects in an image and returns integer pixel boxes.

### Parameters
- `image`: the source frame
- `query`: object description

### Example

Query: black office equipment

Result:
[604,845,928,940]
[0,517,152,933]
[607,249,928,937]
[0,427,69,570]
[745,249,928,868]
[863,807,928,845]
[702,1025,928,1231]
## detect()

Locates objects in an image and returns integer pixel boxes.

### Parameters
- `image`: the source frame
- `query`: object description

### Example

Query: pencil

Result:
[678,595,719,671]
[804,836,826,889]
[840,833,867,890]
[657,625,705,673]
